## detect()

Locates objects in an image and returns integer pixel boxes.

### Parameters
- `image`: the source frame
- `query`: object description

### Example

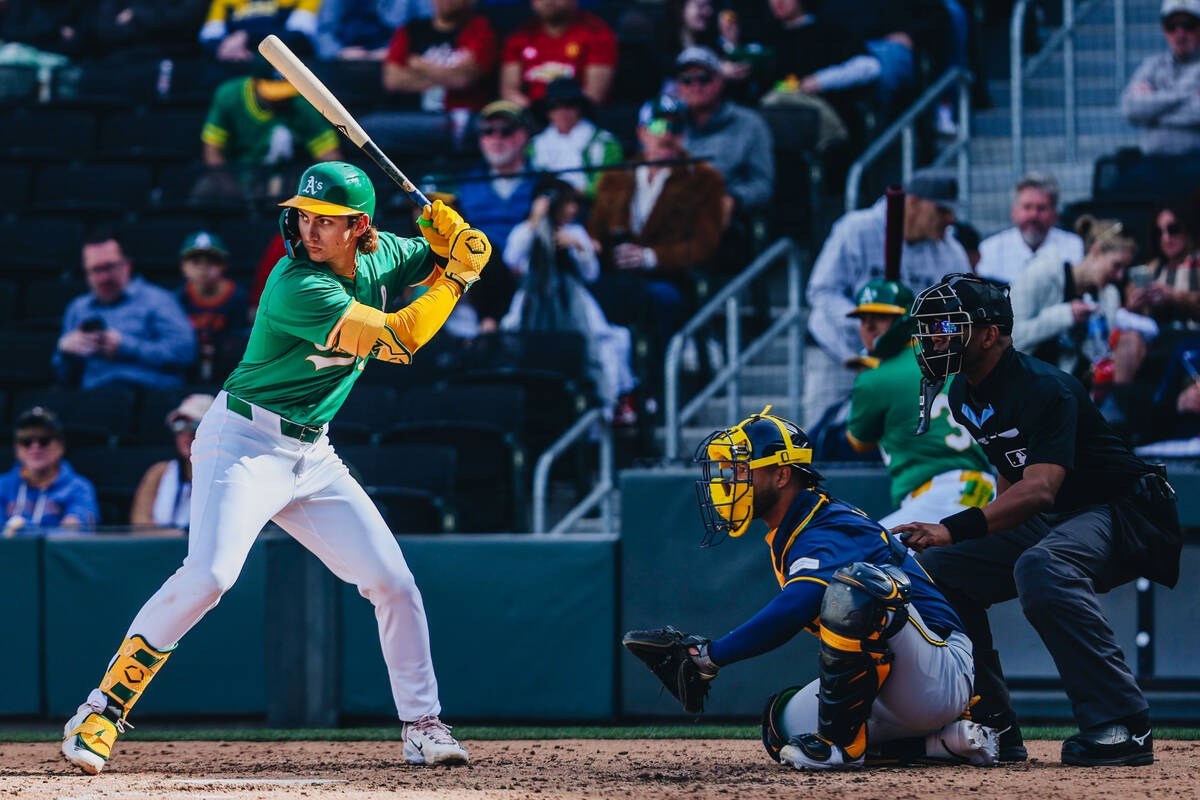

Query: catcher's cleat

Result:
[1061,723,1153,767]
[402,715,469,766]
[778,733,865,770]
[61,689,127,775]
[977,710,1027,762]
[922,720,1000,766]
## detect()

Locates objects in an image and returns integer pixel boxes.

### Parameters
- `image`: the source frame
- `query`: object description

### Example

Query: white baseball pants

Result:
[879,469,996,529]
[126,391,440,721]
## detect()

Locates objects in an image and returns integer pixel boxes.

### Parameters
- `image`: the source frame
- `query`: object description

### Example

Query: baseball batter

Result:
[843,280,995,528]
[625,409,998,770]
[61,162,490,774]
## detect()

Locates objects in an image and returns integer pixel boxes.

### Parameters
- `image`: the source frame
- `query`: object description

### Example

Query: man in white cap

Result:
[1122,0,1200,156]
[131,394,215,531]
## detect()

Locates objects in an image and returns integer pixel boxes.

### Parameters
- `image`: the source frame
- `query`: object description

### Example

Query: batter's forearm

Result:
[330,275,463,364]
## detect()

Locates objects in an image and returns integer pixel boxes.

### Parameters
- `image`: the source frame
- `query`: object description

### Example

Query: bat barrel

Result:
[884,185,905,282]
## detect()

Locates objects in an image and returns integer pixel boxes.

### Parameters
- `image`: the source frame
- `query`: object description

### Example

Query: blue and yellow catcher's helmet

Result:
[693,406,822,547]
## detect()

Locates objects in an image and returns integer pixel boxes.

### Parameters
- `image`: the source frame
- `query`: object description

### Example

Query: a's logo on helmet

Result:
[303,176,323,195]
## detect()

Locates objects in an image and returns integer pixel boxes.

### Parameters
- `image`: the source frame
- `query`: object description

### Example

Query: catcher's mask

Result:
[911,273,1012,382]
[693,406,822,547]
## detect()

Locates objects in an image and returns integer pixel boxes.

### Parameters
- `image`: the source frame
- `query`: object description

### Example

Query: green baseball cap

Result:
[279,162,376,220]
[179,230,229,260]
[846,280,916,318]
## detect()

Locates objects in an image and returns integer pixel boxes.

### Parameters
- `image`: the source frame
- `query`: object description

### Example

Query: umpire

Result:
[892,273,1181,767]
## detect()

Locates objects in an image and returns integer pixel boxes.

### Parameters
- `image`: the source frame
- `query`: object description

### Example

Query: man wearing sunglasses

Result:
[1117,0,1200,188]
[1,407,99,536]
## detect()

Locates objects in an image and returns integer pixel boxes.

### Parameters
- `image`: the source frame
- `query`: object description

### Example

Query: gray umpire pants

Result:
[916,504,1147,729]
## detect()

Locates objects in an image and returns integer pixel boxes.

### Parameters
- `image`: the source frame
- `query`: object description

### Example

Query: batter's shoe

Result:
[778,734,865,770]
[1061,724,1153,767]
[403,715,469,766]
[923,720,1000,766]
[62,689,127,775]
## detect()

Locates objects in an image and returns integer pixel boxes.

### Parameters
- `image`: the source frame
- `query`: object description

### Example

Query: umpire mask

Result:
[694,406,821,547]
[911,273,1012,383]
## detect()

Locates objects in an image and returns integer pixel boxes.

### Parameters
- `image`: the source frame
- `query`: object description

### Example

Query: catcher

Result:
[624,408,998,770]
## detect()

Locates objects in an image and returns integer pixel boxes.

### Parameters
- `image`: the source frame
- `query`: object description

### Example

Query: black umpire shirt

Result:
[947,346,1147,512]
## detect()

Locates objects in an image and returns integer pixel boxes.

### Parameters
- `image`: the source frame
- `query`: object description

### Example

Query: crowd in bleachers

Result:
[7,0,1200,535]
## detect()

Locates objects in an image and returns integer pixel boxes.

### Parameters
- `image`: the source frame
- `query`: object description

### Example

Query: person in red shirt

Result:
[500,0,617,106]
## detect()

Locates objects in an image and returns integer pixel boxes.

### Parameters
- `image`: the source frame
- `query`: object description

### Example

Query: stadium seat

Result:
[327,384,398,446]
[67,444,175,525]
[0,216,87,273]
[0,278,16,322]
[0,65,38,105]
[382,384,527,532]
[136,387,188,447]
[33,163,153,214]
[119,214,209,276]
[0,108,96,161]
[761,104,824,242]
[218,216,282,274]
[0,164,31,214]
[0,329,59,387]
[97,108,207,163]
[337,443,458,533]
[21,278,88,329]
[14,385,139,447]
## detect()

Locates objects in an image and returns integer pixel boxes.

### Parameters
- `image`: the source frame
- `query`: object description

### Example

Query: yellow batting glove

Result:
[418,199,468,259]
[443,227,491,291]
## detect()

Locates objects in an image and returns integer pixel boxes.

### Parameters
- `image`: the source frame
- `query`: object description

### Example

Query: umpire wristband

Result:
[940,506,988,543]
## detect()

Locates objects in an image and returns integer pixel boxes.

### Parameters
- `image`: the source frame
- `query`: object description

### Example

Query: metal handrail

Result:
[1009,0,1119,183]
[663,238,803,460]
[844,67,973,215]
[531,407,614,534]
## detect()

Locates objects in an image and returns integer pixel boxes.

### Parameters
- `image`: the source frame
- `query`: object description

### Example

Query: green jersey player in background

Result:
[62,162,490,774]
[843,280,996,529]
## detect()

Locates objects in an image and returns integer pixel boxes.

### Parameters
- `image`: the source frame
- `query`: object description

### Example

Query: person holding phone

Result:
[1126,201,1200,332]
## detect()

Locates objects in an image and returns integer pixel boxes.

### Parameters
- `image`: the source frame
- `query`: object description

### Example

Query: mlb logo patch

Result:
[1005,448,1028,468]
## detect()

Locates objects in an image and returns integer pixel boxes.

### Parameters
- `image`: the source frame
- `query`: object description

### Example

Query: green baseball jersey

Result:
[223,232,435,427]
[201,77,339,166]
[846,345,991,506]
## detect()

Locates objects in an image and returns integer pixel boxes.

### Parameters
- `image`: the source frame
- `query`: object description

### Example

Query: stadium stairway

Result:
[967,0,1161,235]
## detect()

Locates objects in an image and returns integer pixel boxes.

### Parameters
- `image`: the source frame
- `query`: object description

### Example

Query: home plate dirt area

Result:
[4,740,1199,799]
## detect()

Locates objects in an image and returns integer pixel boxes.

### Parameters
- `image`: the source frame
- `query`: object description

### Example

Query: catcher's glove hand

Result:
[622,626,718,713]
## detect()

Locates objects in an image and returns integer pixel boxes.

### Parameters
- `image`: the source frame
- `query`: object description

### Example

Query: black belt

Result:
[226,394,323,444]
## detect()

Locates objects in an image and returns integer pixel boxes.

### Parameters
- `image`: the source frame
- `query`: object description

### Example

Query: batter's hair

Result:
[357,223,379,254]
[1076,214,1137,255]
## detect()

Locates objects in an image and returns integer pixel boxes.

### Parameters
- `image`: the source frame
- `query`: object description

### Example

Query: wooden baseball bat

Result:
[884,185,905,282]
[257,34,431,209]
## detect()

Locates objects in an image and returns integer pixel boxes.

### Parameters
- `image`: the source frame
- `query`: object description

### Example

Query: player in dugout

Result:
[894,274,1182,767]
[624,408,1000,771]
[61,162,490,774]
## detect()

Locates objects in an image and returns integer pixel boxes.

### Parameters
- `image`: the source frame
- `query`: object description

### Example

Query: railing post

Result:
[787,245,801,421]
[901,124,915,185]
[957,73,972,221]
[600,423,614,533]
[1010,0,1028,184]
[1064,0,1076,164]
[725,295,740,425]
[664,334,682,460]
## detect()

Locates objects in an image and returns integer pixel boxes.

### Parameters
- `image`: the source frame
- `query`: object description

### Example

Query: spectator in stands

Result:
[176,232,248,384]
[446,100,537,329]
[763,0,881,103]
[1127,200,1200,331]
[0,0,85,56]
[54,229,196,392]
[94,1,209,60]
[1136,338,1200,453]
[656,0,718,81]
[198,54,342,199]
[817,0,935,109]
[675,46,774,223]
[362,0,497,152]
[1,407,99,535]
[499,0,617,106]
[529,77,623,197]
[977,172,1085,285]
[1010,215,1155,384]
[587,94,725,397]
[501,179,637,422]
[130,394,214,531]
[954,220,982,271]
[1115,0,1200,192]
[315,0,412,61]
[803,170,969,428]
[200,0,318,61]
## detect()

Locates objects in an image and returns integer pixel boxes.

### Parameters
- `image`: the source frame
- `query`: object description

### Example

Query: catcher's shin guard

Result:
[761,685,807,762]
[62,635,174,774]
[815,562,911,760]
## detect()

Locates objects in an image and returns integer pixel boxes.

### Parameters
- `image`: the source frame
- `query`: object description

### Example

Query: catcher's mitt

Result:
[622,627,717,713]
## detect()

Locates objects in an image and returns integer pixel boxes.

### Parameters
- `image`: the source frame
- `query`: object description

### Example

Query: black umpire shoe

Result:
[978,710,1027,762]
[1061,724,1154,767]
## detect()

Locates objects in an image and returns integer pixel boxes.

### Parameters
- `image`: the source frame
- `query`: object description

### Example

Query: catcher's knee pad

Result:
[99,634,174,716]
[816,562,911,758]
[761,685,807,762]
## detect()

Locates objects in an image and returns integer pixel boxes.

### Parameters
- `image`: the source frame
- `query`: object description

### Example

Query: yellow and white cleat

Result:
[62,689,124,775]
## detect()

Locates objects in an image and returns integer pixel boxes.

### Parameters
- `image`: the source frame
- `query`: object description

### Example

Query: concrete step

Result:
[967,130,1139,166]
[987,78,1124,109]
[972,106,1139,138]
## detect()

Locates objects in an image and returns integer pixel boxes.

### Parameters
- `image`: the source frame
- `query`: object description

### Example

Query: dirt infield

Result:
[4,739,1198,799]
